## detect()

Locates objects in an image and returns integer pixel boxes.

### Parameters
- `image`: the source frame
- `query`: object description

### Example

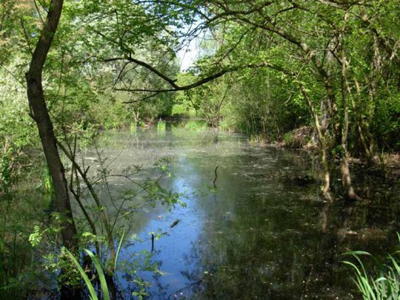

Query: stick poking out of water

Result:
[170,219,180,228]
[213,166,219,188]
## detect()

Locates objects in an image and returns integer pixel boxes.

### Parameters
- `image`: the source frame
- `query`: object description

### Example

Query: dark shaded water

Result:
[75,122,400,299]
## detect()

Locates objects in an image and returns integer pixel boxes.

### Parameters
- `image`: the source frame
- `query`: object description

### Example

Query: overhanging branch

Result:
[113,61,295,102]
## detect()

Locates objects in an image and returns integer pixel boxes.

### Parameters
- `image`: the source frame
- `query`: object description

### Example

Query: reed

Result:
[64,231,125,300]
[343,245,400,299]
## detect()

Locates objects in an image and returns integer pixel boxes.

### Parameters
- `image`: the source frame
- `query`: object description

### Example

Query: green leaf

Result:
[85,249,110,300]
[64,248,98,300]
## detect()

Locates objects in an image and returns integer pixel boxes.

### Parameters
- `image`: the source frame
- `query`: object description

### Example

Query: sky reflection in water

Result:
[84,122,400,300]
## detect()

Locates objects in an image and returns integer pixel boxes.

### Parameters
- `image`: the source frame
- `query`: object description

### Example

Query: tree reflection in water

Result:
[96,127,400,299]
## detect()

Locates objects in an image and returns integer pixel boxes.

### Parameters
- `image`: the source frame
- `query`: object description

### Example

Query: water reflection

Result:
[89,121,400,299]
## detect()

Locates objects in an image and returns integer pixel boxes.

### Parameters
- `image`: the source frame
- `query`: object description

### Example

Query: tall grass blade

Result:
[64,248,98,300]
[114,230,125,271]
[343,245,400,300]
[85,249,110,300]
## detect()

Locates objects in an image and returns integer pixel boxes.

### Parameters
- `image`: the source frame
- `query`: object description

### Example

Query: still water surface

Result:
[81,122,400,299]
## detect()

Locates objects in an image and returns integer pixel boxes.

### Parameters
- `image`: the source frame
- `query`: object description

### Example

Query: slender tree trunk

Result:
[300,87,332,201]
[25,0,77,248]
[25,1,80,298]
[340,75,356,200]
[339,13,360,201]
[58,142,116,264]
[352,80,374,164]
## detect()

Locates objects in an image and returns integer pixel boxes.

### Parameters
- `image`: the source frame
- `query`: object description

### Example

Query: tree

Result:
[25,0,77,249]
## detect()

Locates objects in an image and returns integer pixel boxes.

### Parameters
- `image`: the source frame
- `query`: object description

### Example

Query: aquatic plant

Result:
[184,120,207,132]
[63,232,124,300]
[63,231,161,300]
[65,248,110,300]
[130,122,137,134]
[157,119,166,135]
[343,246,400,299]
[36,166,54,195]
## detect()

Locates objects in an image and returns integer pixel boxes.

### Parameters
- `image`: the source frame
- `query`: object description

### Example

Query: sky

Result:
[175,19,217,72]
[177,39,198,72]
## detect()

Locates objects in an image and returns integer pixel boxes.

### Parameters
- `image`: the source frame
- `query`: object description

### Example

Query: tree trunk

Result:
[339,13,360,201]
[300,87,332,201]
[352,79,374,164]
[25,0,77,248]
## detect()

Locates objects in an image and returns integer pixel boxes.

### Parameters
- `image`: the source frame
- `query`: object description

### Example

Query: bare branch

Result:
[114,61,294,96]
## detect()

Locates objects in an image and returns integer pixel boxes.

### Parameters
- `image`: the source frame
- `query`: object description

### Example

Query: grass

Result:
[65,248,110,300]
[130,122,137,134]
[184,120,207,131]
[64,231,125,300]
[283,132,294,145]
[343,240,400,300]
[157,120,166,135]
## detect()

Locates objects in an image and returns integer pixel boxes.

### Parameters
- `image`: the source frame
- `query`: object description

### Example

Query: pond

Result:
[2,120,394,300]
[75,120,400,299]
